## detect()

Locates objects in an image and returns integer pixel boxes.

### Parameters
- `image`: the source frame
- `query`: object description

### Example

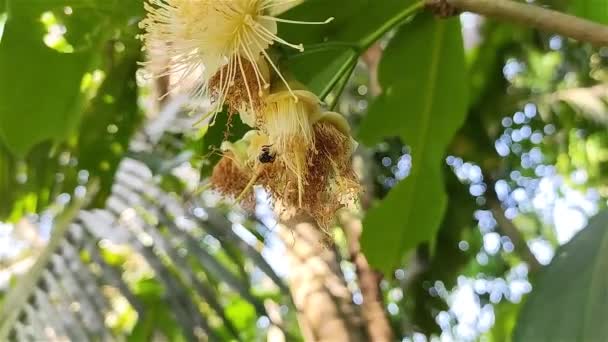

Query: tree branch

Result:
[277,212,368,342]
[429,0,608,46]
[340,211,394,342]
[485,182,542,273]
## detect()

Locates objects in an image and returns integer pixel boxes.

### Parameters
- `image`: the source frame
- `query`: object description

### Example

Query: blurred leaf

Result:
[514,210,608,341]
[129,150,193,176]
[225,297,256,331]
[132,277,165,299]
[544,84,608,125]
[569,0,608,25]
[0,0,140,156]
[407,171,477,334]
[77,42,143,207]
[0,6,93,156]
[359,14,468,273]
[513,50,561,92]
[130,278,185,342]
[0,1,143,219]
[0,143,54,219]
[485,301,521,342]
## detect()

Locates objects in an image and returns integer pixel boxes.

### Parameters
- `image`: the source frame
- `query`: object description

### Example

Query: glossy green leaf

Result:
[359,14,468,273]
[280,0,422,98]
[513,210,608,341]
[569,0,608,25]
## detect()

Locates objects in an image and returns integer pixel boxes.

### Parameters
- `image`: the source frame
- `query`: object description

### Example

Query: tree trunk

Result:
[278,213,367,342]
[340,211,394,342]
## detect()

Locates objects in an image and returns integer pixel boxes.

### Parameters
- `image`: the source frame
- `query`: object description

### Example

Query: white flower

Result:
[139,0,332,118]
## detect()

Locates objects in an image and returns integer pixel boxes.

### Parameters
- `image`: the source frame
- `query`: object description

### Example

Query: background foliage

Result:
[1,0,608,340]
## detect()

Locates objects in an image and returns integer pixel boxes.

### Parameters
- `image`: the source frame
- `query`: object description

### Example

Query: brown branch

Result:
[340,211,394,342]
[265,300,286,342]
[342,147,394,341]
[277,212,368,342]
[542,84,608,124]
[362,43,383,97]
[427,0,608,46]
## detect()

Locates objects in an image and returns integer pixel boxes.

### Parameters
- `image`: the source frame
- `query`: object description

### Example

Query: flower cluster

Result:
[140,0,359,227]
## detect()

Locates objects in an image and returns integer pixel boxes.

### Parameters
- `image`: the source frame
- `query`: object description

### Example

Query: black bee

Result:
[258,144,276,164]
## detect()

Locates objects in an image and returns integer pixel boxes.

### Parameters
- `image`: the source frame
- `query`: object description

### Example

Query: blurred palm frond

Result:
[0,100,293,341]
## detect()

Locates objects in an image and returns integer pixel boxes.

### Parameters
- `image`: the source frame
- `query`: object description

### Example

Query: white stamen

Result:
[259,15,334,25]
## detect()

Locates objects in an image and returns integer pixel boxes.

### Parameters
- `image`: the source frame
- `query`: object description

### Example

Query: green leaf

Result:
[359,14,468,273]
[224,297,256,331]
[278,0,371,46]
[485,301,521,342]
[569,0,608,25]
[407,172,477,333]
[76,41,143,207]
[280,0,422,98]
[286,48,358,98]
[0,6,92,155]
[513,210,608,341]
[0,0,140,156]
[280,0,420,47]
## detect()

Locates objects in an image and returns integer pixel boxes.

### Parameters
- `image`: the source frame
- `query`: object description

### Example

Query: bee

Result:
[258,144,276,164]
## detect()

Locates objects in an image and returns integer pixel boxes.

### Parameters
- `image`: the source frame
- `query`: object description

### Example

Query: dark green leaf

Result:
[569,0,608,25]
[0,6,94,156]
[278,0,369,45]
[0,0,140,156]
[286,48,358,98]
[280,0,419,47]
[0,142,59,219]
[77,42,143,207]
[359,14,468,273]
[280,0,421,98]
[513,210,608,342]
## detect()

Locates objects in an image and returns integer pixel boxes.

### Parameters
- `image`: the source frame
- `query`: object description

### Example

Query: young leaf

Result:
[513,210,608,341]
[359,14,468,273]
